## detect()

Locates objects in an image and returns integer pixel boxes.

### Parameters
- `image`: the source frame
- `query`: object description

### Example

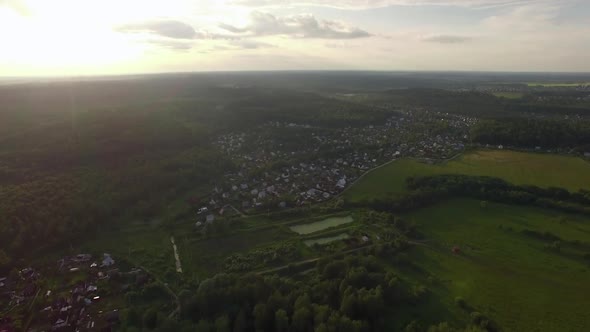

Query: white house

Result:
[102,254,115,267]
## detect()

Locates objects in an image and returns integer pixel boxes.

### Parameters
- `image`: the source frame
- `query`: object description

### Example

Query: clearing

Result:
[492,92,524,99]
[289,215,354,234]
[345,149,590,202]
[397,198,590,332]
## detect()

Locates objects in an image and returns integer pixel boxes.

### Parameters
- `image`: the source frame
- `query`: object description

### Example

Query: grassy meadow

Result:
[492,92,524,99]
[345,150,590,202]
[398,198,590,332]
[526,82,590,87]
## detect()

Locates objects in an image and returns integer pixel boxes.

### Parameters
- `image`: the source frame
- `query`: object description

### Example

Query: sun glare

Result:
[0,0,198,75]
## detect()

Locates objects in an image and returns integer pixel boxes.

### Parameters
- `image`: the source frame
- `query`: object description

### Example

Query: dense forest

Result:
[120,254,495,332]
[471,118,590,149]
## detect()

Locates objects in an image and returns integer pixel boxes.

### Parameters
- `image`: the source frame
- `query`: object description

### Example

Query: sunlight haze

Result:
[1,0,589,76]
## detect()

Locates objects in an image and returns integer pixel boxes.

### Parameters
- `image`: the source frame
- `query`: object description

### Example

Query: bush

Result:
[455,297,468,310]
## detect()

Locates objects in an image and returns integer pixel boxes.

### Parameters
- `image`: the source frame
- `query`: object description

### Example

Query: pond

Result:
[304,233,349,246]
[289,215,354,235]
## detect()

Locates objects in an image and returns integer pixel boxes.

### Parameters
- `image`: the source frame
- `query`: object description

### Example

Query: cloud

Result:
[230,0,544,10]
[421,34,473,43]
[219,11,371,39]
[230,39,275,49]
[0,0,30,15]
[149,39,194,50]
[116,19,197,39]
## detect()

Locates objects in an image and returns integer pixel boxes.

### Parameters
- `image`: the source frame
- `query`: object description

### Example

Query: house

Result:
[73,254,92,263]
[498,145,504,150]
[336,178,347,189]
[206,214,215,223]
[102,254,115,267]
[584,152,590,158]
[278,201,287,208]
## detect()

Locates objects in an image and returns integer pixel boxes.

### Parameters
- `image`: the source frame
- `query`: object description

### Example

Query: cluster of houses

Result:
[196,110,474,220]
[0,253,144,331]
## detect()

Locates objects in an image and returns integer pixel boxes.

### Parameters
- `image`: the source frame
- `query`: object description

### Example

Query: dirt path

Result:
[170,236,183,273]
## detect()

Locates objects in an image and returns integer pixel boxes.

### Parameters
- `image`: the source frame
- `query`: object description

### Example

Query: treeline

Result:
[120,255,493,332]
[471,118,590,149]
[349,174,590,216]
[406,175,590,214]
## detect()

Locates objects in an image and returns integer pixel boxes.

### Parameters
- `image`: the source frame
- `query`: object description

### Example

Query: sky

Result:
[0,0,589,76]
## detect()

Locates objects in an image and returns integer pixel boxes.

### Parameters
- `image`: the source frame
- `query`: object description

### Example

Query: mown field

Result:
[399,198,590,332]
[345,150,590,202]
[492,92,524,99]
[526,82,590,87]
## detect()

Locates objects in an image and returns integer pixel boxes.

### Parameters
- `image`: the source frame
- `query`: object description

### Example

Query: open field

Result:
[289,215,354,234]
[304,233,350,246]
[492,92,524,99]
[526,82,590,87]
[345,150,590,202]
[400,198,590,332]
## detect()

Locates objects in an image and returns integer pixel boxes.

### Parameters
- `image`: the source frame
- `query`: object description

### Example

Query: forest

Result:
[2,72,590,331]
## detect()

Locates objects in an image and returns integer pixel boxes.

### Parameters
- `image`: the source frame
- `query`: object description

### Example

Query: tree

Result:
[275,309,289,332]
[233,309,247,332]
[195,319,212,332]
[253,303,271,332]
[292,307,313,332]
[0,249,10,269]
[125,308,141,327]
[215,315,231,332]
[142,309,158,330]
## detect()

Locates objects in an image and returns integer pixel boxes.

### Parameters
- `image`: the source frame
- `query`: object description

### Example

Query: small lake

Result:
[289,215,354,235]
[304,233,349,246]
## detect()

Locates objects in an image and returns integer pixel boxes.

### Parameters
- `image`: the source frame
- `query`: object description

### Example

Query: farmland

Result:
[399,198,590,332]
[345,149,590,202]
[526,82,590,87]
[491,92,524,99]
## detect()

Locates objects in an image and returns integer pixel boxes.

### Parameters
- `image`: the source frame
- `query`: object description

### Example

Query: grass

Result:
[289,215,354,234]
[304,233,349,246]
[526,82,590,87]
[345,150,590,202]
[398,198,590,332]
[492,92,524,99]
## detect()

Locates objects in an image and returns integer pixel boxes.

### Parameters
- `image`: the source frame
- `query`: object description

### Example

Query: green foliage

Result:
[142,308,158,330]
[471,118,590,148]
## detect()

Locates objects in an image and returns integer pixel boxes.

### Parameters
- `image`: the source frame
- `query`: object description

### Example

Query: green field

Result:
[345,150,590,202]
[289,215,354,234]
[304,233,349,246]
[399,199,590,331]
[526,82,590,87]
[492,92,524,99]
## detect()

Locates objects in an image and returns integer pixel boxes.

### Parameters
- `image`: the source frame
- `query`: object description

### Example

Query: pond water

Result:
[289,215,354,235]
[304,233,349,246]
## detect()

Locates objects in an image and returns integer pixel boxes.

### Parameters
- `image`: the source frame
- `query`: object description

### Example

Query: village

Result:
[192,109,476,225]
[0,253,152,332]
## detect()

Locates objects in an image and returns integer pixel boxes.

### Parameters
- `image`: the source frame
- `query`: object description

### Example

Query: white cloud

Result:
[230,0,547,10]
[421,34,472,43]
[219,11,371,39]
[116,20,196,39]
